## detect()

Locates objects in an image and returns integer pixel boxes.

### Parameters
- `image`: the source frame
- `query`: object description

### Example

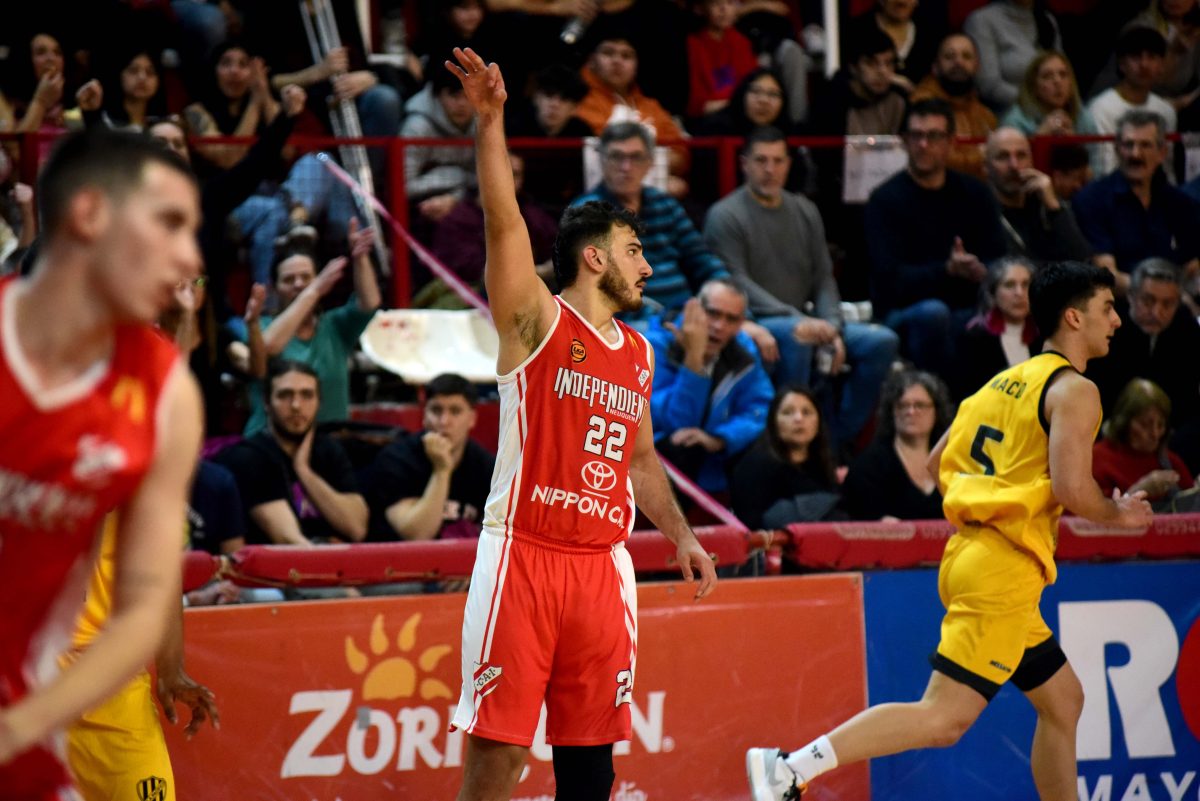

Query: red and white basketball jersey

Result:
[484,297,652,547]
[0,276,179,795]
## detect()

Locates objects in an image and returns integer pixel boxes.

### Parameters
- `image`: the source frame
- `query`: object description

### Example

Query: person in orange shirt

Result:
[911,33,999,180]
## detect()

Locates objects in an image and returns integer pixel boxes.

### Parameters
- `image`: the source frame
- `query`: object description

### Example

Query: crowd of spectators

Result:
[4,0,1200,600]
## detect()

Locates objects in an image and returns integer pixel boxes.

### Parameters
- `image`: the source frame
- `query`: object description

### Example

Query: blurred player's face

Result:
[1116,122,1166,185]
[1128,407,1167,454]
[986,129,1033,198]
[601,136,652,202]
[92,162,202,324]
[122,54,159,103]
[424,393,476,447]
[699,283,745,360]
[275,255,317,308]
[993,263,1032,323]
[31,34,63,78]
[775,391,820,451]
[216,47,252,100]
[743,75,784,126]
[1035,56,1073,110]
[905,114,952,179]
[591,40,638,93]
[1130,277,1180,335]
[596,224,650,313]
[893,384,936,441]
[149,121,191,165]
[268,370,320,442]
[742,140,790,203]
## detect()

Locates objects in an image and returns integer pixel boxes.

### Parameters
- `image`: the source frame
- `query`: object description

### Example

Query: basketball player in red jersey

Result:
[444,48,718,801]
[0,127,203,800]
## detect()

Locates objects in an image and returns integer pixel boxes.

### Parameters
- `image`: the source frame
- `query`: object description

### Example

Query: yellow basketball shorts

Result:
[66,670,174,801]
[931,526,1066,700]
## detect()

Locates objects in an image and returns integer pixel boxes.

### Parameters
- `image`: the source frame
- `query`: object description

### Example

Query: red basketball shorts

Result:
[450,529,638,747]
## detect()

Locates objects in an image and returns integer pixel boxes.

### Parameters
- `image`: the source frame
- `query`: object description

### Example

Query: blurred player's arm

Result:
[0,369,202,762]
[629,350,717,600]
[927,427,951,495]
[1046,372,1152,528]
[155,597,220,738]
[445,48,556,371]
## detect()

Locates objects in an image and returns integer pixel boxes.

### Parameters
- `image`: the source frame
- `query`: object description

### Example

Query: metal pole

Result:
[824,0,841,78]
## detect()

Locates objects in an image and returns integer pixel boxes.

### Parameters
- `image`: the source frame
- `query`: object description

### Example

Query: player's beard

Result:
[598,258,643,313]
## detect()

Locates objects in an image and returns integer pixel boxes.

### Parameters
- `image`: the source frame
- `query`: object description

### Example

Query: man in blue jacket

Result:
[646,279,773,492]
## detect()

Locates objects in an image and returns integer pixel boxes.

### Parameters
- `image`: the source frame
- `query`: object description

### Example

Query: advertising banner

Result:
[862,561,1200,801]
[167,575,869,800]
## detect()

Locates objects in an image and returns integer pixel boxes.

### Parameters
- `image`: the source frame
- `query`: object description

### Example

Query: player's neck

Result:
[560,286,621,343]
[1042,337,1087,372]
[13,264,116,379]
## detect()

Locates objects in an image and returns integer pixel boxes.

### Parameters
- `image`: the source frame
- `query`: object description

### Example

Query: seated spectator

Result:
[413,0,500,87]
[1073,110,1200,293]
[843,370,951,521]
[808,26,907,138]
[575,25,689,188]
[505,65,593,216]
[964,0,1062,111]
[865,98,1007,373]
[243,221,382,435]
[703,126,898,446]
[984,127,1091,263]
[690,67,793,137]
[361,374,495,541]
[429,151,557,304]
[999,50,1099,138]
[950,257,1043,399]
[400,66,478,229]
[910,33,998,180]
[1,32,82,135]
[1087,26,1177,177]
[1086,258,1200,426]
[572,122,729,323]
[184,41,281,169]
[731,386,843,529]
[1048,143,1093,202]
[686,0,760,120]
[188,461,247,556]
[506,65,593,138]
[842,0,940,94]
[1093,378,1194,509]
[215,360,369,545]
[647,281,773,493]
[100,48,168,131]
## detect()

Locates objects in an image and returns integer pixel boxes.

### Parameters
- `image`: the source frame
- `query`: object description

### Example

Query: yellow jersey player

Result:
[63,516,218,801]
[747,261,1153,801]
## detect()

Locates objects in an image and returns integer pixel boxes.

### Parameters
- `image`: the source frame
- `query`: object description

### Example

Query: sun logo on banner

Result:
[344,613,454,701]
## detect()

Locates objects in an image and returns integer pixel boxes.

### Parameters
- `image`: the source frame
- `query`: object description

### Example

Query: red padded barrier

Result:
[785,513,1200,570]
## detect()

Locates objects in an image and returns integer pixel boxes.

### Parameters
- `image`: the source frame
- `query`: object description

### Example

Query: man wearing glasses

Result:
[865,98,1007,374]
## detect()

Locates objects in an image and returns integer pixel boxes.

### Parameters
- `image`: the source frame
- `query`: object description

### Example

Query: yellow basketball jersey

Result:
[71,515,118,649]
[940,351,1090,584]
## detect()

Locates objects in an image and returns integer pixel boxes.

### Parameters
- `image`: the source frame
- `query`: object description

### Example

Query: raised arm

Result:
[445,48,556,373]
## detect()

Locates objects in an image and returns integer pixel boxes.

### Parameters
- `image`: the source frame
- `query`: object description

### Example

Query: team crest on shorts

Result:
[136,775,168,801]
[473,661,503,696]
[570,339,587,363]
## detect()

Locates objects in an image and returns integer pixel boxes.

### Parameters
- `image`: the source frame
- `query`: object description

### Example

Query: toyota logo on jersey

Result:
[582,460,618,492]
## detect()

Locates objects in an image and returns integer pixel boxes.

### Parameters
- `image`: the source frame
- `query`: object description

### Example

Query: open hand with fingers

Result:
[444,48,507,118]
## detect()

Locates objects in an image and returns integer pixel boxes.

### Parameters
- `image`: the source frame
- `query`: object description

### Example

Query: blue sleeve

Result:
[709,363,773,454]
[646,323,711,438]
[1072,185,1115,256]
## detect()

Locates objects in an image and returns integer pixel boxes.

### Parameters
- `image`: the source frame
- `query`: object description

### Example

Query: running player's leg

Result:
[1016,631,1083,801]
[456,736,527,801]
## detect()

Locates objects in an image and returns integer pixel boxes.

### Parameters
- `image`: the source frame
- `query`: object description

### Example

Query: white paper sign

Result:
[842,135,907,204]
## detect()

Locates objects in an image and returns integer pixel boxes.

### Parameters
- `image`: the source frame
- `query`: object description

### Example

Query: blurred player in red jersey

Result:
[0,127,203,800]
[443,48,718,801]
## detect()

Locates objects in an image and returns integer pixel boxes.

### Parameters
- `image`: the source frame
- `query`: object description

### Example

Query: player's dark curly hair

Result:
[1030,260,1115,339]
[553,201,643,290]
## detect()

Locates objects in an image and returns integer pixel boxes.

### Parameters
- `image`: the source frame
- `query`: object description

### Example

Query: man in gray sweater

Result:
[703,126,899,446]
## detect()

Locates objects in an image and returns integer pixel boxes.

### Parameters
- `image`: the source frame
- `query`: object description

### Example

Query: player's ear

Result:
[580,243,605,275]
[66,187,111,243]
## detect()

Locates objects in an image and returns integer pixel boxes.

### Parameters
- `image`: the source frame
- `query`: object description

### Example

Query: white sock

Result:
[784,735,839,784]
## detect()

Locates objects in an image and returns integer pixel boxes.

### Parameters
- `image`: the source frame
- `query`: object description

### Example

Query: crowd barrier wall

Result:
[166,575,869,801]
